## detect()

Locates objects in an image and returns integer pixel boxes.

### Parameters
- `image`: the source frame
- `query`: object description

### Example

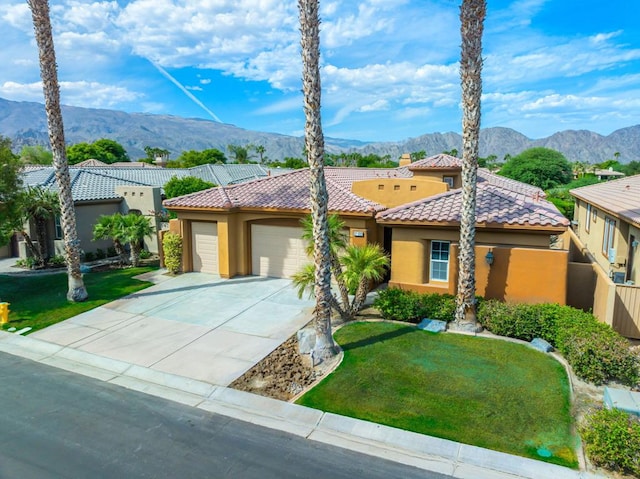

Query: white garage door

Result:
[191,222,218,274]
[251,225,309,278]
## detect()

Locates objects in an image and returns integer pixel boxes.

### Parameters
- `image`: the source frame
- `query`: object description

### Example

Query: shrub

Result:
[106,246,117,257]
[83,251,95,262]
[95,248,106,260]
[478,300,639,386]
[162,232,182,274]
[48,255,66,267]
[555,310,639,386]
[373,288,460,323]
[477,301,560,342]
[374,288,422,322]
[16,257,37,269]
[580,408,640,476]
[139,249,152,260]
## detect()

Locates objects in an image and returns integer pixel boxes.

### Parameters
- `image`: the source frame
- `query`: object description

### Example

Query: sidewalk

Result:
[0,330,604,479]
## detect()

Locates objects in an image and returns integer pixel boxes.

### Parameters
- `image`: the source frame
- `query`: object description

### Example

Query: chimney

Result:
[399,153,411,167]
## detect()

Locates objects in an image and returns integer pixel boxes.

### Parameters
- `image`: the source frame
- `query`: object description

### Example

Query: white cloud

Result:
[358,99,389,112]
[185,85,203,91]
[0,80,142,108]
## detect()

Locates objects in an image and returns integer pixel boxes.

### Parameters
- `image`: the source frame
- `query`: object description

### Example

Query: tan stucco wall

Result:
[116,186,163,253]
[411,169,462,188]
[174,210,378,277]
[573,199,629,278]
[351,178,448,208]
[75,201,121,255]
[0,244,9,258]
[388,226,567,304]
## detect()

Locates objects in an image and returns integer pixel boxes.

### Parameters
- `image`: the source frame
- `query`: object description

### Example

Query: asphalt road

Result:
[0,352,450,479]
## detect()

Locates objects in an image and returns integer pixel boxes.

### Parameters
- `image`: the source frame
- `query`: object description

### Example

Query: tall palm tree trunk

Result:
[299,0,336,360]
[455,0,485,328]
[28,0,88,301]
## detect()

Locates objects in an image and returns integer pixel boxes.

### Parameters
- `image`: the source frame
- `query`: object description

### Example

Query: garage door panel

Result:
[192,222,218,274]
[251,225,309,278]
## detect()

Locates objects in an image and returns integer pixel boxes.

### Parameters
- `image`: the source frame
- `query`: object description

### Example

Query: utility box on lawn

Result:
[0,302,9,324]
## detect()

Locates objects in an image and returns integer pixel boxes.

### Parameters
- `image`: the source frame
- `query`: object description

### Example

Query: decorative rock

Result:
[417,319,447,333]
[296,328,316,355]
[530,337,554,353]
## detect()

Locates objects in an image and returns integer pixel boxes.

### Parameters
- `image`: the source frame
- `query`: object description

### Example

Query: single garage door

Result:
[191,222,218,274]
[251,225,309,278]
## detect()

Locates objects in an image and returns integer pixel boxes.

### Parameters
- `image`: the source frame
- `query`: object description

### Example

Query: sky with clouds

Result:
[1,0,639,142]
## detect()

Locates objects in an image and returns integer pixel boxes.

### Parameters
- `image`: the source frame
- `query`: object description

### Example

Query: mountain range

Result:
[1,97,638,163]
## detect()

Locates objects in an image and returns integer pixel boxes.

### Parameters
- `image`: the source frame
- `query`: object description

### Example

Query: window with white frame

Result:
[602,217,616,256]
[585,204,591,232]
[430,241,450,282]
[54,215,63,240]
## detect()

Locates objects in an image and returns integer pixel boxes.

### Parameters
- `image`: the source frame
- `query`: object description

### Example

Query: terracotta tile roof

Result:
[408,154,462,170]
[477,168,545,198]
[164,168,385,214]
[377,183,569,228]
[571,174,640,227]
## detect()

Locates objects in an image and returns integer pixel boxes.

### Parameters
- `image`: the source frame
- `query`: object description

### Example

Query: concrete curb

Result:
[0,331,606,479]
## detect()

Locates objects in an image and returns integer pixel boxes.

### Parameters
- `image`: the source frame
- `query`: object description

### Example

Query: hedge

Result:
[477,300,639,386]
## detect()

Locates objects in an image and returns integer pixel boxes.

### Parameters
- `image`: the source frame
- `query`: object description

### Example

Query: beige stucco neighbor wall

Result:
[116,186,163,254]
[351,178,448,208]
[388,226,567,304]
[0,244,9,258]
[69,201,121,255]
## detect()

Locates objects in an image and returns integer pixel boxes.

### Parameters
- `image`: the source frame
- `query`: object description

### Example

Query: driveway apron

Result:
[30,273,314,386]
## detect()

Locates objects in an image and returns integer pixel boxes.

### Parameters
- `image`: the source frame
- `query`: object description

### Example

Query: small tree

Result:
[164,176,216,199]
[93,213,127,263]
[121,214,154,267]
[20,187,60,267]
[162,232,183,274]
[499,147,572,190]
[0,136,23,245]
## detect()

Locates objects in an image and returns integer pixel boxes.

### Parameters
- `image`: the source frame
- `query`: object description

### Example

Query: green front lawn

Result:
[297,322,578,468]
[0,267,156,333]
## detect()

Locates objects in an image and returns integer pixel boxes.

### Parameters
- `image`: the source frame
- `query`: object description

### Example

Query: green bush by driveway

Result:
[297,322,578,468]
[0,267,155,333]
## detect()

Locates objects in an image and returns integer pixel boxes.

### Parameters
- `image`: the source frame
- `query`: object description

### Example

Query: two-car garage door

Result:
[251,225,309,278]
[191,222,218,274]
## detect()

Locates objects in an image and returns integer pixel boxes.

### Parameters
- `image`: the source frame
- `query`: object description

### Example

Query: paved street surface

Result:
[0,352,448,479]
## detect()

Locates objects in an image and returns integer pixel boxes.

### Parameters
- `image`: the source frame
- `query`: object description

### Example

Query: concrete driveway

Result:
[31,272,314,386]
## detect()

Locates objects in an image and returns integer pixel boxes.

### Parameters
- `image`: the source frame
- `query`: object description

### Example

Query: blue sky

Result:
[1,0,639,142]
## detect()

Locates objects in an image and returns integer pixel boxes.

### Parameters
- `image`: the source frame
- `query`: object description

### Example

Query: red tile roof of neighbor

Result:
[408,154,463,170]
[164,155,559,229]
[571,174,640,227]
[163,167,386,214]
[377,183,569,228]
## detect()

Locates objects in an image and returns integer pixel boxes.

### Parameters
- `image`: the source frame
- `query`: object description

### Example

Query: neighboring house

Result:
[4,163,284,260]
[569,175,640,338]
[594,168,625,181]
[164,154,570,305]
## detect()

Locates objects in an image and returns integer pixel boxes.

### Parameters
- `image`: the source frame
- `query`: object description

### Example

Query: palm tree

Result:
[20,187,60,267]
[121,214,154,267]
[293,214,389,320]
[298,0,336,360]
[92,214,127,264]
[27,0,87,301]
[455,0,486,329]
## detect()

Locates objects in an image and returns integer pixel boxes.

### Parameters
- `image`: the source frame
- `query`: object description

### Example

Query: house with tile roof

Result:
[164,154,570,305]
[568,175,640,338]
[3,163,285,260]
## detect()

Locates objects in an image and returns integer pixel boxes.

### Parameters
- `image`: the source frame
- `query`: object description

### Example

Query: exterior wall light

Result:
[485,250,494,266]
